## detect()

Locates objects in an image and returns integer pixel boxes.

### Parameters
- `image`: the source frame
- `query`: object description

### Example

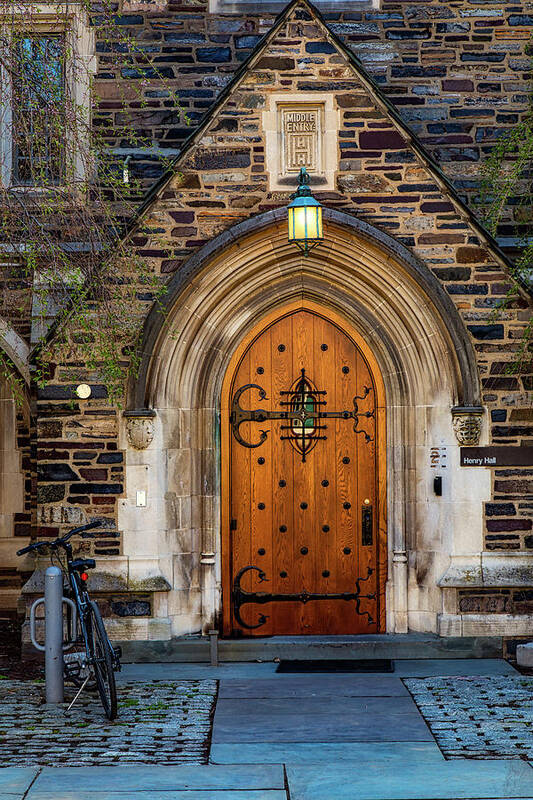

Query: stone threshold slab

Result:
[0,767,39,795]
[210,742,445,764]
[217,675,409,698]
[30,765,285,793]
[215,696,418,714]
[27,792,287,800]
[286,761,533,800]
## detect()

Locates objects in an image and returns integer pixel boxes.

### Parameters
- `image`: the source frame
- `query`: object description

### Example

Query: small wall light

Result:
[287,166,323,256]
[75,384,91,399]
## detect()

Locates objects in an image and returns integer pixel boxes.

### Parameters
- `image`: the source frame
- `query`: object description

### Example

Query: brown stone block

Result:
[171,227,197,237]
[79,468,108,481]
[230,195,261,208]
[482,377,519,391]
[93,82,140,101]
[420,201,455,213]
[36,526,60,538]
[336,94,372,109]
[494,479,533,494]
[37,450,70,460]
[288,23,320,37]
[490,361,516,375]
[37,421,62,438]
[418,234,465,244]
[352,195,420,205]
[495,29,531,40]
[477,272,506,280]
[169,211,195,223]
[337,173,389,193]
[174,173,201,190]
[456,246,490,263]
[486,518,532,532]
[485,541,520,550]
[491,282,514,295]
[511,408,533,421]
[442,79,475,92]
[161,260,182,273]
[257,57,295,71]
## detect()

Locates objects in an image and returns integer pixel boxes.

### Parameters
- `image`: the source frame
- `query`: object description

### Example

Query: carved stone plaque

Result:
[280,105,323,178]
[264,94,338,191]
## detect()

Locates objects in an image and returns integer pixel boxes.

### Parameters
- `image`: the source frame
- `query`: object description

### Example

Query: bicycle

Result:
[17,521,121,720]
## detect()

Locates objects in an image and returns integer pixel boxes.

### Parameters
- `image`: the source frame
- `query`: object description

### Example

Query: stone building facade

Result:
[2,0,533,648]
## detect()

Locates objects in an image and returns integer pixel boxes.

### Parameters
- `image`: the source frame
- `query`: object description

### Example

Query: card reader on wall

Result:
[433,476,442,497]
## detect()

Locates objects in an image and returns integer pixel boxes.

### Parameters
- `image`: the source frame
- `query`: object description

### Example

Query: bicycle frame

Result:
[63,542,93,661]
[62,539,116,671]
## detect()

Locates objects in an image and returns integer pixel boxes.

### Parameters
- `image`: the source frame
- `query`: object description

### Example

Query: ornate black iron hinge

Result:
[232,564,376,630]
[230,368,374,460]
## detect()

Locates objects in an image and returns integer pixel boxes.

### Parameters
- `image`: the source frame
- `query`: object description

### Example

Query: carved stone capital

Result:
[392,550,408,564]
[123,409,156,450]
[451,405,484,446]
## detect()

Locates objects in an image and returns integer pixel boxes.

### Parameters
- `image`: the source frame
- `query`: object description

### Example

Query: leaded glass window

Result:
[12,34,65,185]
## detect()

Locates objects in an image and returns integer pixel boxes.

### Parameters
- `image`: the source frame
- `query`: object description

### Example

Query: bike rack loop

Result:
[29,566,77,704]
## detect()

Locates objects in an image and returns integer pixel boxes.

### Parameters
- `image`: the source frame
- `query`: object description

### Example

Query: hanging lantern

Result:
[287,167,323,255]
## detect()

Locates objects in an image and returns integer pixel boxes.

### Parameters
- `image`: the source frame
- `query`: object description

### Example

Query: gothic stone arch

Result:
[121,210,485,637]
[0,325,30,614]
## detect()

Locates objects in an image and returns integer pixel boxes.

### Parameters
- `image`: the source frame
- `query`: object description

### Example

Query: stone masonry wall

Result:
[27,0,533,627]
[94,0,533,250]
[36,383,121,555]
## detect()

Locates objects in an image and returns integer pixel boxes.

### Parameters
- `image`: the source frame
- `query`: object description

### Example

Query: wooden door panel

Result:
[270,315,295,634]
[225,309,381,636]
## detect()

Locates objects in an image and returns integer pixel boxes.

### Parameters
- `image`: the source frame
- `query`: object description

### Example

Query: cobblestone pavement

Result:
[405,676,533,760]
[0,679,217,766]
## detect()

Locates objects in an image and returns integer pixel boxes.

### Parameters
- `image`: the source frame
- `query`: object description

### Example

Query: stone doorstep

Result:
[115,633,503,663]
[516,641,533,667]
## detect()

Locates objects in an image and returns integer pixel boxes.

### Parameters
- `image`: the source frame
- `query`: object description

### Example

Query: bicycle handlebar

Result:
[16,521,102,556]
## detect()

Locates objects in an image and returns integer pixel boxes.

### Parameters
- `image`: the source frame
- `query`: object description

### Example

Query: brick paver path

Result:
[0,678,217,766]
[405,676,533,760]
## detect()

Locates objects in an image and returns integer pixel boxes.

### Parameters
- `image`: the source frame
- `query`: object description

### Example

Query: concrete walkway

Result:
[3,659,533,800]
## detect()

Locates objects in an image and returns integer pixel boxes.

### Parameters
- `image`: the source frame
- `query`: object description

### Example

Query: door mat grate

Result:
[276,659,394,673]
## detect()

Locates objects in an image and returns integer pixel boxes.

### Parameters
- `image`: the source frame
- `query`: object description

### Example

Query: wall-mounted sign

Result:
[460,446,533,467]
[263,93,338,191]
[280,105,322,177]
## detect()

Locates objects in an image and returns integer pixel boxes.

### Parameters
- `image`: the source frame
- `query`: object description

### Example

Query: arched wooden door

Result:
[221,306,386,636]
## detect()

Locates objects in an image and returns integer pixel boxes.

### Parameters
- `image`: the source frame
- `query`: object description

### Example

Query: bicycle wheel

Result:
[87,600,117,720]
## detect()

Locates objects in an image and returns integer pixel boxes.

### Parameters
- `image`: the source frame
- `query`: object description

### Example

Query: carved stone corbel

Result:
[451,405,484,446]
[123,409,156,450]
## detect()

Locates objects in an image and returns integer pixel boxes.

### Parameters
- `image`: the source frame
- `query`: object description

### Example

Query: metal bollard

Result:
[29,567,77,705]
[43,566,64,703]
[209,629,219,667]
[44,567,64,703]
